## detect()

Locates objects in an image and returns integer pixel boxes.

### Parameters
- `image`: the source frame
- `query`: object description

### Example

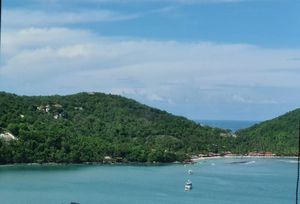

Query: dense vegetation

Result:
[0,92,233,164]
[235,109,300,155]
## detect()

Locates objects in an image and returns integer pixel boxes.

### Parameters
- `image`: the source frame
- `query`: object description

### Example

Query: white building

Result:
[0,132,17,141]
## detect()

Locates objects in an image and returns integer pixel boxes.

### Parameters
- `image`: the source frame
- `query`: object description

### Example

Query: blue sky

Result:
[1,0,300,120]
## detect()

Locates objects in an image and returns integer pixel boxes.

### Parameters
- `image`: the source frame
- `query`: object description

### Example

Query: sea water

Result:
[0,158,297,204]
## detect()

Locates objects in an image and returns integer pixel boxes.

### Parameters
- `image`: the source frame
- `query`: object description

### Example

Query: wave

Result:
[244,161,256,165]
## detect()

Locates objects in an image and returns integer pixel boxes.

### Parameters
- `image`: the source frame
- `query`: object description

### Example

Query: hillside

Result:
[0,92,232,164]
[235,109,300,155]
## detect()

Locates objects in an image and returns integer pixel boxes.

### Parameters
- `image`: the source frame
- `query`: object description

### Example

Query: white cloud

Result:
[2,27,300,88]
[3,9,139,28]
[109,88,164,101]
[2,28,96,57]
[1,27,300,119]
[232,94,278,104]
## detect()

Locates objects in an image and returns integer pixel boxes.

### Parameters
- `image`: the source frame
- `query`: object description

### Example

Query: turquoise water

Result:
[0,158,297,204]
[197,120,259,132]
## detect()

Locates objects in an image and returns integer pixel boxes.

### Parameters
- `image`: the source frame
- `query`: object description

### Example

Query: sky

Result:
[1,0,300,121]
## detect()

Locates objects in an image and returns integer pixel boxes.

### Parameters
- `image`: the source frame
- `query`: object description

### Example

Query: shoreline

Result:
[0,156,297,167]
[0,161,179,168]
[191,155,298,162]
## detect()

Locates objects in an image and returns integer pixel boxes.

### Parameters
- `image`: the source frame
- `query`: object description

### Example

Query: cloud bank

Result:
[1,26,300,119]
[1,0,299,120]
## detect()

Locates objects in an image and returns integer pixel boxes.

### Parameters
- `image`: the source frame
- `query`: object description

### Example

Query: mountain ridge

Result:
[0,91,231,164]
[235,108,300,155]
[1,91,299,164]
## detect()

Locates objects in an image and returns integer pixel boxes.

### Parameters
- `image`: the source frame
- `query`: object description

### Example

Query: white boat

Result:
[185,180,193,191]
[188,169,193,175]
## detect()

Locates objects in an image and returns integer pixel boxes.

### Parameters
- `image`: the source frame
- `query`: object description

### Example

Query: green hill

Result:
[0,92,232,164]
[235,109,300,155]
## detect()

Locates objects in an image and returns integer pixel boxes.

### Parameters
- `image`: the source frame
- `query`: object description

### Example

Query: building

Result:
[0,132,17,141]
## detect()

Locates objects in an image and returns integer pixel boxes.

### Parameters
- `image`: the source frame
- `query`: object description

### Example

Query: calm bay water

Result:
[0,158,297,204]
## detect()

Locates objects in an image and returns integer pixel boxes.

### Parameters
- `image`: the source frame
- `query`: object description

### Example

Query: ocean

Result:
[197,120,259,132]
[0,158,297,204]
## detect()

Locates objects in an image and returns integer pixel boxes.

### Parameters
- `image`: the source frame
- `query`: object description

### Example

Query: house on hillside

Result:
[53,104,63,108]
[0,132,18,141]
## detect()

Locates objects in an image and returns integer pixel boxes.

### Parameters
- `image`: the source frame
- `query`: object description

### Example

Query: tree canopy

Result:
[235,109,300,155]
[0,92,231,164]
[1,92,298,164]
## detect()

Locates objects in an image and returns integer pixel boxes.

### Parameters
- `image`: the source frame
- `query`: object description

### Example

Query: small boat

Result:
[188,169,193,175]
[185,180,193,191]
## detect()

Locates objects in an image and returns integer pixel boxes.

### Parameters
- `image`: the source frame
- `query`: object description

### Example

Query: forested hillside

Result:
[0,92,232,164]
[235,109,300,155]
